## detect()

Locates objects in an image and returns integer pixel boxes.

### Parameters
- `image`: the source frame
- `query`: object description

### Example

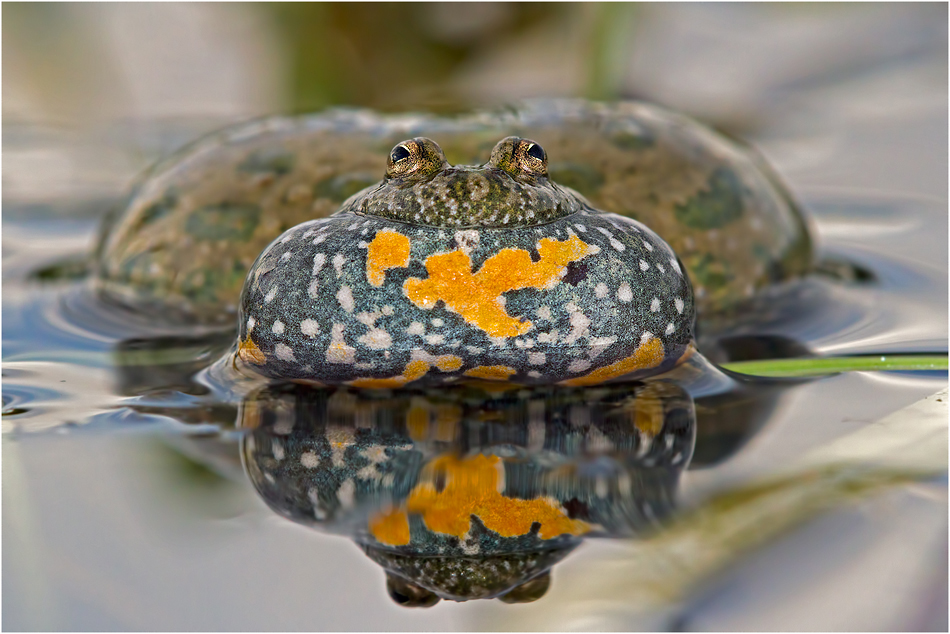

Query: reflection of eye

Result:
[526,143,545,161]
[391,145,411,163]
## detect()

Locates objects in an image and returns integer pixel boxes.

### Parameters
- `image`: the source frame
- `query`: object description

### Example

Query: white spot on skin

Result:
[308,278,320,299]
[453,229,480,255]
[618,283,633,302]
[650,298,660,312]
[665,322,676,335]
[537,330,559,344]
[675,298,685,314]
[337,286,355,312]
[275,343,296,362]
[610,238,625,252]
[359,328,392,350]
[528,352,546,365]
[574,224,587,232]
[563,303,591,344]
[312,235,326,245]
[280,251,292,262]
[300,452,320,468]
[670,258,682,275]
[657,263,666,274]
[326,323,356,364]
[407,321,425,336]
[568,359,592,373]
[639,259,650,272]
[594,283,609,298]
[382,305,395,316]
[528,370,542,378]
[247,316,256,331]
[272,441,284,461]
[333,253,346,276]
[536,305,552,321]
[642,240,654,252]
[312,253,326,275]
[272,320,285,334]
[264,287,278,303]
[589,336,616,360]
[301,319,320,337]
[431,318,444,327]
[356,311,380,326]
[425,334,445,345]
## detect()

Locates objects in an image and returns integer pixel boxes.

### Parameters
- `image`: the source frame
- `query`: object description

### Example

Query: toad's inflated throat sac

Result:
[236,136,695,387]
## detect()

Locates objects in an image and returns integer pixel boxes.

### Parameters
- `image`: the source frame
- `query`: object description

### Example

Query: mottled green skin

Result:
[96,100,812,330]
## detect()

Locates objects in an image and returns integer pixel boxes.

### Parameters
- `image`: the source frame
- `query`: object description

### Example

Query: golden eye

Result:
[386,138,448,181]
[489,136,548,179]
[526,142,545,161]
[518,140,547,175]
[390,145,411,163]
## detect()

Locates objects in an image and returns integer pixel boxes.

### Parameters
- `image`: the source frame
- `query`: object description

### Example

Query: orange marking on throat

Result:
[463,365,516,381]
[405,454,589,541]
[349,359,429,389]
[348,355,463,389]
[559,336,666,386]
[369,507,411,546]
[404,235,598,338]
[237,336,266,365]
[365,229,411,287]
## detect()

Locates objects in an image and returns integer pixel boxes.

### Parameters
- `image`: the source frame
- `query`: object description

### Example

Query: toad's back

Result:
[96,100,811,334]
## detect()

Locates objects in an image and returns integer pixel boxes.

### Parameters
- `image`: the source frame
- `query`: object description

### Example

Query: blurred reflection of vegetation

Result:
[263,3,635,112]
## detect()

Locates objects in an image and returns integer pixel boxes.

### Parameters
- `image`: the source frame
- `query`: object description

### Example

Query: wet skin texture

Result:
[96,100,812,386]
[237,135,694,386]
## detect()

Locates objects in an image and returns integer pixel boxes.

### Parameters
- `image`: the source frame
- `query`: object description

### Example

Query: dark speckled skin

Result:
[238,205,694,385]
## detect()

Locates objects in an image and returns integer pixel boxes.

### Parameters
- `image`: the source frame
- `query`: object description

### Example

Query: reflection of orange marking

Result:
[405,454,589,540]
[463,365,516,381]
[560,337,665,386]
[633,386,665,437]
[370,507,411,546]
[366,230,411,287]
[404,235,597,337]
[349,355,463,389]
[238,337,266,365]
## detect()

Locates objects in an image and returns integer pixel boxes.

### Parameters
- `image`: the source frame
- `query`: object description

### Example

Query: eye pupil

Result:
[526,143,545,161]
[391,145,411,163]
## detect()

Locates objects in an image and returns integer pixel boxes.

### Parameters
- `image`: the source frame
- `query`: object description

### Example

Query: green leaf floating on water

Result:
[722,354,948,377]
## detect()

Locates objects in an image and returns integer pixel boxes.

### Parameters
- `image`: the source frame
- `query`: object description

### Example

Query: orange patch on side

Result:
[406,454,589,540]
[237,336,266,365]
[365,230,411,287]
[560,336,666,387]
[434,355,463,372]
[404,235,597,338]
[463,365,517,381]
[369,507,411,546]
[349,359,430,389]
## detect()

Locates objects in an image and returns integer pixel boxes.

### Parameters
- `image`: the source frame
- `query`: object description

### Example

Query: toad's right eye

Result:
[391,145,410,163]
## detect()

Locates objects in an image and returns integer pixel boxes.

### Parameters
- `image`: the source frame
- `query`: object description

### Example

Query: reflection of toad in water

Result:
[239,380,695,606]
